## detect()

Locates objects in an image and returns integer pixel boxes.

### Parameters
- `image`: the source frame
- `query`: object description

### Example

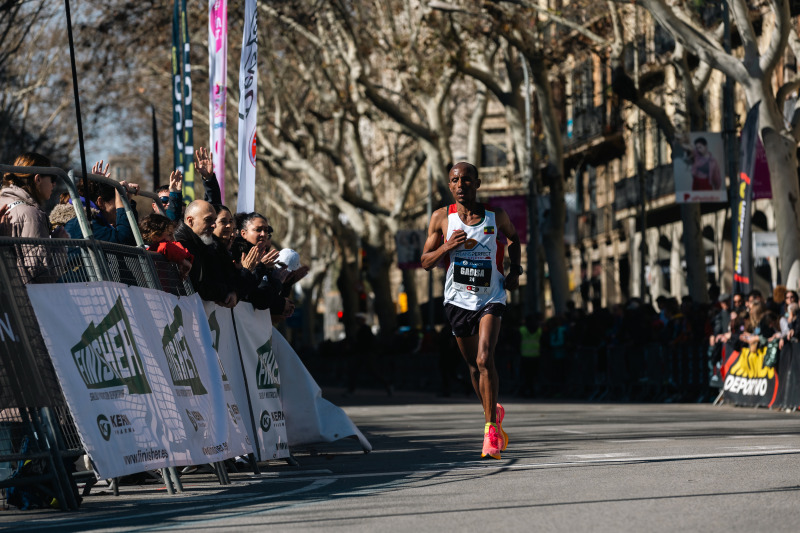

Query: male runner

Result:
[421,162,522,459]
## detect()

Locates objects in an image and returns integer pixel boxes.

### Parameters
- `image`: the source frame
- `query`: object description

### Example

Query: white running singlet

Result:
[443,204,507,311]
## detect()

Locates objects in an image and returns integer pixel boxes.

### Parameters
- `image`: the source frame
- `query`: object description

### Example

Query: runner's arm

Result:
[421,208,463,271]
[495,207,522,290]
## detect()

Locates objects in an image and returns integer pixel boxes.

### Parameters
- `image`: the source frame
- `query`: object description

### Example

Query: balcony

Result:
[577,205,617,241]
[613,164,675,211]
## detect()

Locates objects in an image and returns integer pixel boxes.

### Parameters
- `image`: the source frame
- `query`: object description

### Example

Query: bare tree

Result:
[629,0,800,288]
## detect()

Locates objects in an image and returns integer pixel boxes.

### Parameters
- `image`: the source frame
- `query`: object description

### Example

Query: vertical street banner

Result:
[751,136,772,199]
[171,0,184,179]
[673,131,727,203]
[209,0,228,203]
[486,195,528,244]
[25,283,250,479]
[237,0,258,213]
[232,303,289,460]
[732,102,760,296]
[180,0,195,205]
[396,230,426,269]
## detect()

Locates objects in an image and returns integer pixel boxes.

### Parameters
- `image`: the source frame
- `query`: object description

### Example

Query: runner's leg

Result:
[477,312,502,423]
[455,334,481,404]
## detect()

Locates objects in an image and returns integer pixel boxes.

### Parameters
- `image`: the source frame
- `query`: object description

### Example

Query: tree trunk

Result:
[363,243,398,340]
[761,125,800,288]
[336,240,361,342]
[401,268,422,329]
[531,59,570,315]
[541,184,570,314]
[680,203,708,303]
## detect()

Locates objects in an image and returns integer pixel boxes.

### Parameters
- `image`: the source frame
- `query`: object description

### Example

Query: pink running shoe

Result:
[496,403,508,451]
[481,422,504,459]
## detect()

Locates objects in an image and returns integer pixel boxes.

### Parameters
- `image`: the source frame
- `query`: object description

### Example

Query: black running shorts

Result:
[444,302,506,338]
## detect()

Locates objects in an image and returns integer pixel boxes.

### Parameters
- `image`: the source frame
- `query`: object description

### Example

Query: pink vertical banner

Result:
[751,136,772,200]
[486,195,528,244]
[209,0,228,203]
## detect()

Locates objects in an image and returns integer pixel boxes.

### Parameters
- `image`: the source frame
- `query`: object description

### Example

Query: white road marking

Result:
[728,434,797,439]
[719,445,795,451]
[565,453,632,459]
[606,438,671,443]
[543,428,588,434]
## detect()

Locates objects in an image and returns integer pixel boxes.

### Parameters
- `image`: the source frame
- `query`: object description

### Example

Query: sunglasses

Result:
[160,196,170,205]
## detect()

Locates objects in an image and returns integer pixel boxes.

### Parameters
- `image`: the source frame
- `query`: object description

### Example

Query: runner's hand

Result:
[447,229,467,250]
[504,272,519,291]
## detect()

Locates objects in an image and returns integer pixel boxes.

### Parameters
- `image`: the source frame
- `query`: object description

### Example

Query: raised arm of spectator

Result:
[165,170,184,221]
[195,147,221,205]
[95,180,137,246]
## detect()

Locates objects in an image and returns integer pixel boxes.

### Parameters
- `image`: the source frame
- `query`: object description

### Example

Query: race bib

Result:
[453,254,492,294]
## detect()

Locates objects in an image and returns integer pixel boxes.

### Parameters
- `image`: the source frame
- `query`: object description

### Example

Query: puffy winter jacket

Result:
[0,185,53,282]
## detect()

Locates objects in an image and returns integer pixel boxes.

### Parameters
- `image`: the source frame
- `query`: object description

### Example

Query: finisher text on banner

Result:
[25,283,250,479]
[237,0,258,213]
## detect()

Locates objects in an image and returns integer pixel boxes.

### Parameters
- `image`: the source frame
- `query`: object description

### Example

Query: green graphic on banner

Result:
[255,338,280,391]
[70,297,152,394]
[207,310,220,352]
[206,310,229,382]
[162,305,208,395]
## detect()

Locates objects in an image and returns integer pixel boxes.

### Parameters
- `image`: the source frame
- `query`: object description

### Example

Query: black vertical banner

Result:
[732,102,759,296]
[171,0,184,176]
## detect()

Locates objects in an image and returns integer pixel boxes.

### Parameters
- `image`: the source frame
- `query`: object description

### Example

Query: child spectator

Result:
[139,214,193,279]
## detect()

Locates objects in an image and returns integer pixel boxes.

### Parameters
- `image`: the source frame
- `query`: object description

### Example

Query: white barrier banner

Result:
[272,330,371,451]
[204,302,259,451]
[221,303,289,460]
[26,283,250,479]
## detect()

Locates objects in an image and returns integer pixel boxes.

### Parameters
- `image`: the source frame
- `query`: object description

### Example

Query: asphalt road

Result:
[3,391,800,532]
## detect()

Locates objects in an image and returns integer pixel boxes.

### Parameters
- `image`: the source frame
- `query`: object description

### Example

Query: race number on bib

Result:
[453,257,492,294]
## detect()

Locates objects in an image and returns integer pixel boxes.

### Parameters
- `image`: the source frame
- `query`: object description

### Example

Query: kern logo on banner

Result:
[172,0,195,205]
[237,0,258,213]
[732,102,760,296]
[26,283,250,479]
[209,0,228,203]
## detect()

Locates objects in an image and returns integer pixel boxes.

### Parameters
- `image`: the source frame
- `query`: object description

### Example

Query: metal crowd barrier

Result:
[537,341,711,402]
[0,164,196,508]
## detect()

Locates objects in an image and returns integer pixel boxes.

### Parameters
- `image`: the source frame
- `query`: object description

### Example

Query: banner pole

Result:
[230,308,263,470]
[152,105,160,190]
[63,0,91,223]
